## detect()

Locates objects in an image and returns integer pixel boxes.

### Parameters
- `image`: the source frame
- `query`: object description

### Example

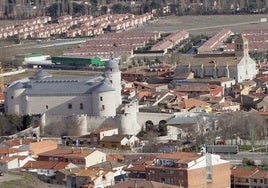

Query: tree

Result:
[22,115,32,130]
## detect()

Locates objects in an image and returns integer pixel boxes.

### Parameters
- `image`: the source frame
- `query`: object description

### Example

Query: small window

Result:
[80,103,83,110]
[68,103,72,109]
[100,96,103,101]
[11,96,14,99]
[46,105,48,109]
[102,105,105,110]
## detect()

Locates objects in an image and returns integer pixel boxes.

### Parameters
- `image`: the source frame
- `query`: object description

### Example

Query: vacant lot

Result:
[134,14,268,35]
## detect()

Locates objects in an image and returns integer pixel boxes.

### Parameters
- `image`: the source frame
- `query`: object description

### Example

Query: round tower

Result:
[104,53,122,108]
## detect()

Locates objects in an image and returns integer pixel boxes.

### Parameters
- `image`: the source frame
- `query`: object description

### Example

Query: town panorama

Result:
[0,0,267,188]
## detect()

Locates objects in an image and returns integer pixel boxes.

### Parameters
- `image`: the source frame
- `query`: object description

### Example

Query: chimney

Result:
[72,147,74,153]
[19,138,22,145]
[80,147,83,153]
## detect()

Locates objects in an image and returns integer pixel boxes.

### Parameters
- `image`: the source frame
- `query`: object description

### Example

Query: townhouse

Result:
[38,148,106,167]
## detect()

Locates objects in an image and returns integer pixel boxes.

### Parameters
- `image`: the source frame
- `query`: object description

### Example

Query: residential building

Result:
[38,148,106,167]
[66,167,114,188]
[249,170,268,188]
[0,155,35,171]
[231,167,259,188]
[22,160,77,181]
[125,164,147,180]
[146,152,231,188]
[100,134,139,150]
[111,180,181,188]
[90,161,127,182]
[0,147,28,157]
[0,138,58,157]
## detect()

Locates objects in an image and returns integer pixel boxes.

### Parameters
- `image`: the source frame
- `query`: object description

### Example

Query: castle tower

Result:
[104,53,122,108]
[235,33,249,57]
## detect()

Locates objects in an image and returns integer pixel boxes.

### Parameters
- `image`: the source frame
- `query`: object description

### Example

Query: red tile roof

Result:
[38,148,95,159]
[231,167,258,177]
[125,164,146,172]
[22,161,69,171]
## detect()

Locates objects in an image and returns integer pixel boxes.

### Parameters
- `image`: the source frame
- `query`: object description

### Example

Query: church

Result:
[175,34,257,83]
[4,55,122,117]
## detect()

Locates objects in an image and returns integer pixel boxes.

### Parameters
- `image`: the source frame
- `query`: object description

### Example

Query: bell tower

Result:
[235,33,249,57]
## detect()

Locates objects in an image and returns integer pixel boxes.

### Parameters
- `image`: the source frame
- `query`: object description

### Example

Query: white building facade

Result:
[175,34,257,83]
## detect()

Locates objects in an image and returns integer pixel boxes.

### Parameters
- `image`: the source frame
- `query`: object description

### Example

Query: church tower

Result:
[104,54,122,108]
[235,33,249,57]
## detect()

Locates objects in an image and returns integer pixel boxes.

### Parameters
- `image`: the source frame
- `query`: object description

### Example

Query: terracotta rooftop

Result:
[38,148,96,159]
[251,170,268,179]
[111,180,181,188]
[156,152,201,163]
[231,167,259,177]
[2,138,37,147]
[125,164,146,172]
[0,147,25,155]
[22,161,69,171]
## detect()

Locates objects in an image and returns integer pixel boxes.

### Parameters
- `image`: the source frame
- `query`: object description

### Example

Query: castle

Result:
[4,55,142,136]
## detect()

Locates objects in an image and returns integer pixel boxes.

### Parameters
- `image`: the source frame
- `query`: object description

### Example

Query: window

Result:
[100,96,103,101]
[68,103,72,109]
[80,103,83,110]
[102,105,105,110]
[46,105,48,109]
[11,96,14,99]
[179,171,184,176]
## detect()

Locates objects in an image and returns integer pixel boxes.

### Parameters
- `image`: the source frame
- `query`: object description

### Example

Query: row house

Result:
[0,155,35,171]
[38,148,106,168]
[198,28,232,54]
[231,167,259,188]
[0,138,58,157]
[0,147,28,157]
[22,160,77,179]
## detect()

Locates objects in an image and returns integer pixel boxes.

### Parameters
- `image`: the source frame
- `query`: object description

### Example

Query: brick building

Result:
[145,152,230,188]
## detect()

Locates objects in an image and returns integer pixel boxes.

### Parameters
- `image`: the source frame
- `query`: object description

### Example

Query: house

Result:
[66,167,114,188]
[111,180,181,188]
[90,161,127,182]
[62,127,118,147]
[100,134,139,150]
[22,160,77,183]
[231,167,259,188]
[249,170,268,188]
[38,148,106,167]
[146,152,230,187]
[0,147,28,157]
[125,164,147,180]
[0,138,58,157]
[0,155,35,171]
